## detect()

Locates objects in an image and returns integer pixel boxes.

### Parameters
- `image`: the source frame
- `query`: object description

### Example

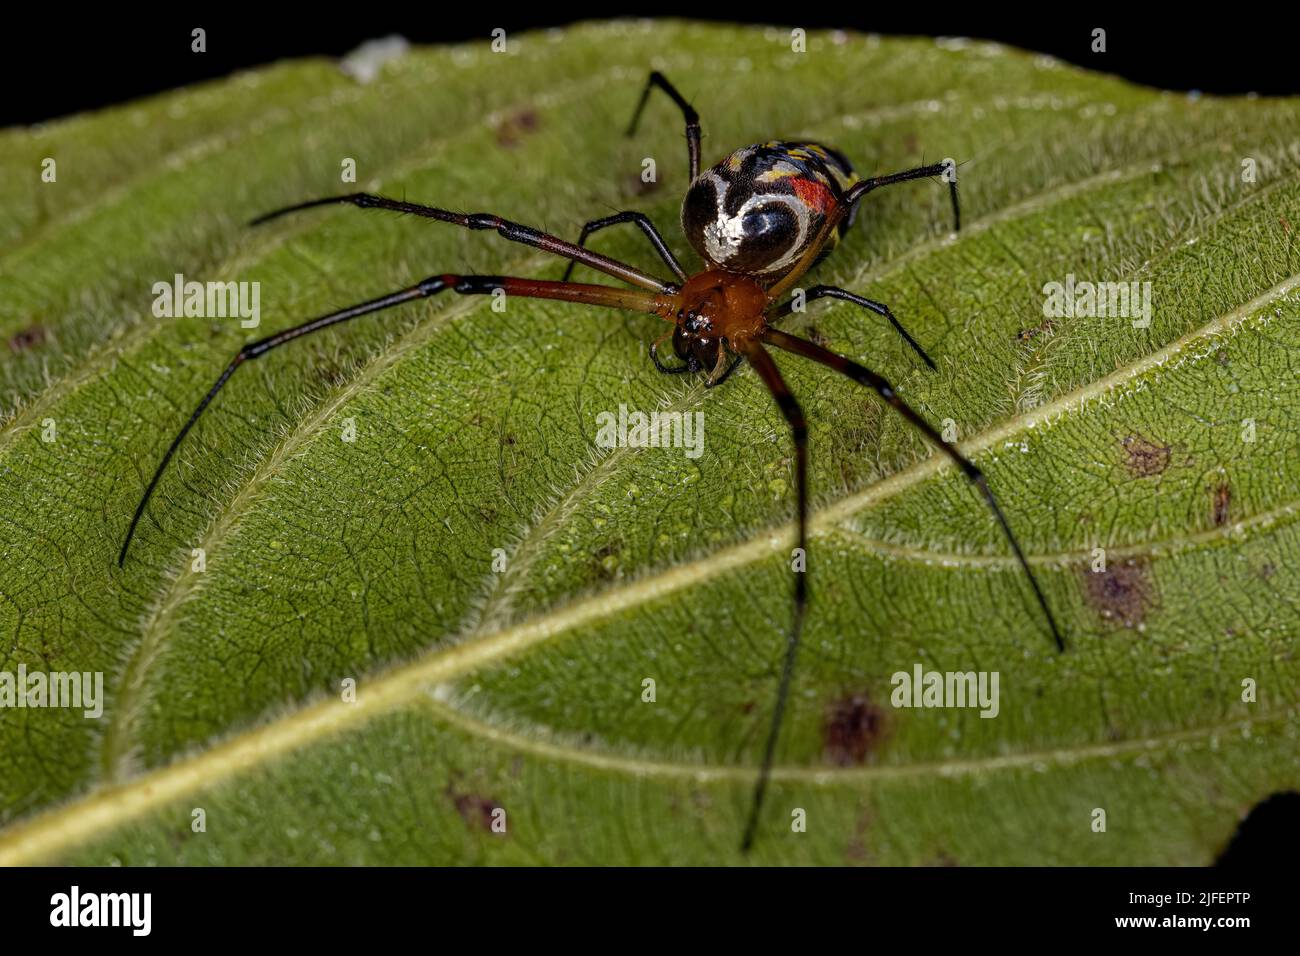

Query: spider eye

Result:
[672,324,691,360]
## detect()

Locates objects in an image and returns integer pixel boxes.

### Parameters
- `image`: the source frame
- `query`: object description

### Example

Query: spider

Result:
[119,71,1063,852]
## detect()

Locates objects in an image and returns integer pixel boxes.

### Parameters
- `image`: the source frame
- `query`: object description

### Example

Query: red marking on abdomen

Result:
[791,177,835,212]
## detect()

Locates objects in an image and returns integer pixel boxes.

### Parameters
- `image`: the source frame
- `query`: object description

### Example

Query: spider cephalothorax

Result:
[681,140,860,280]
[668,270,769,376]
[120,69,1060,855]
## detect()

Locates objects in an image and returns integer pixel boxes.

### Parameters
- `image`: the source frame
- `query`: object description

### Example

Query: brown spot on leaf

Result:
[1122,433,1171,478]
[1212,483,1232,526]
[8,325,46,352]
[495,109,540,148]
[823,693,888,766]
[1081,557,1157,629]
[447,784,505,834]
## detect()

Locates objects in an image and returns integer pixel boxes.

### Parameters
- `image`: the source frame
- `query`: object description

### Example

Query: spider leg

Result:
[735,340,808,852]
[118,275,676,566]
[767,160,961,300]
[626,71,702,181]
[844,160,960,234]
[704,355,744,388]
[770,286,937,370]
[763,327,1064,652]
[250,193,673,293]
[649,338,693,374]
[561,211,688,283]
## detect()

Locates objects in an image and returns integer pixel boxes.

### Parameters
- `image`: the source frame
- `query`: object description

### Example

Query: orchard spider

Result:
[120,71,1063,852]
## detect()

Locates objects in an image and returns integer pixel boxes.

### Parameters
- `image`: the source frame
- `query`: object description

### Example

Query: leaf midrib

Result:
[0,649,1292,866]
[102,128,1300,781]
[92,85,1152,777]
[3,264,1289,865]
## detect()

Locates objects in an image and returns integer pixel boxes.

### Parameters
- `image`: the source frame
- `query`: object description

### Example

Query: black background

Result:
[0,864,1284,940]
[5,8,1299,126]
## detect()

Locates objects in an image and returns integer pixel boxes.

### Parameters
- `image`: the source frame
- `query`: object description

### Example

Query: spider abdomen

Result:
[681,140,859,280]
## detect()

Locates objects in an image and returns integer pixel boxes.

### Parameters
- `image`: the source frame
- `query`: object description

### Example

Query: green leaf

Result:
[1,23,1297,865]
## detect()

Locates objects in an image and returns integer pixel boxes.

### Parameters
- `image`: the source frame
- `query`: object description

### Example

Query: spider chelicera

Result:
[119,71,1064,852]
